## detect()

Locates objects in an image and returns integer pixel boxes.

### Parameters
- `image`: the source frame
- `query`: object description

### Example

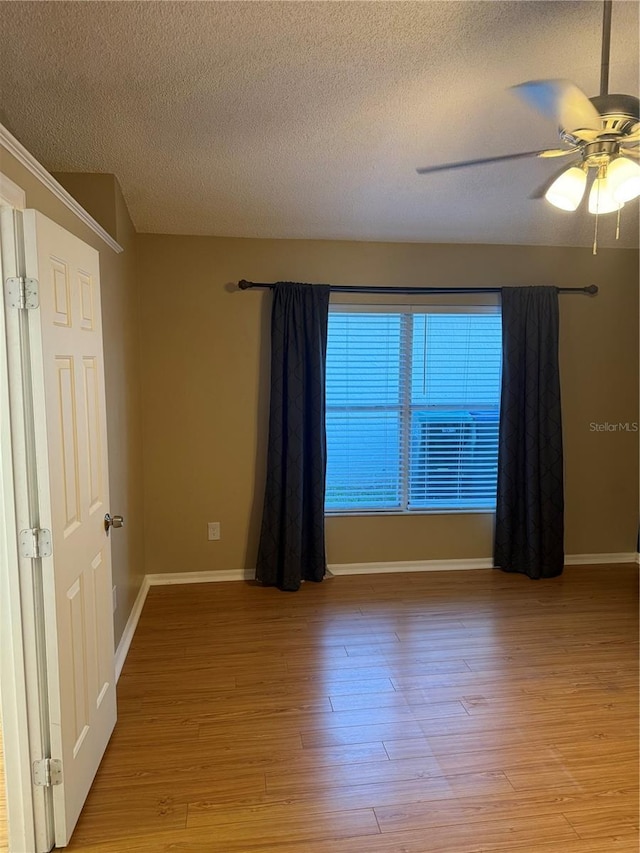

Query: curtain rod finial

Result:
[238,280,250,290]
[586,285,598,295]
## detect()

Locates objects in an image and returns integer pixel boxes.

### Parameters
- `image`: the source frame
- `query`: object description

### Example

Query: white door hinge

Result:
[19,528,53,559]
[33,758,63,787]
[5,276,39,309]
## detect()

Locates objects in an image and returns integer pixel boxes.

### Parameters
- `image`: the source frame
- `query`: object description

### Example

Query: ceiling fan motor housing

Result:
[589,94,639,132]
[560,94,639,151]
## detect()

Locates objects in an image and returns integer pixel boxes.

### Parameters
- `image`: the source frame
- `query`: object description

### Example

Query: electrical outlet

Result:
[208,522,221,541]
[112,586,117,613]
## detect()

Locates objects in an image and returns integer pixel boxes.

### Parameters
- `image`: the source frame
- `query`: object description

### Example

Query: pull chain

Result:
[592,168,602,255]
[615,206,621,240]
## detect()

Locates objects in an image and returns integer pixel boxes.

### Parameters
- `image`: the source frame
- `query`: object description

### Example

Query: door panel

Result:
[23,210,116,846]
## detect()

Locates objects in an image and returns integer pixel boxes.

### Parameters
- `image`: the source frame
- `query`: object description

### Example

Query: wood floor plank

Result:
[328,691,466,713]
[373,789,638,834]
[59,824,639,853]
[562,805,640,838]
[185,800,381,840]
[504,758,640,792]
[71,794,188,844]
[300,718,426,747]
[198,769,515,815]
[198,738,390,772]
[264,753,448,795]
[63,566,637,852]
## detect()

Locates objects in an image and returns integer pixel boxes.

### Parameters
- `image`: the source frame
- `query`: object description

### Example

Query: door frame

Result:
[0,131,124,850]
[0,176,55,852]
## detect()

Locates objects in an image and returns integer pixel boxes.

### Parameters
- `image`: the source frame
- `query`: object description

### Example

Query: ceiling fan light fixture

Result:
[588,174,624,214]
[607,156,640,203]
[545,166,587,211]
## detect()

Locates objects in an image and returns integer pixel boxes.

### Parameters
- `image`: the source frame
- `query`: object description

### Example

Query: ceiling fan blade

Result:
[528,160,583,199]
[416,148,572,175]
[620,148,640,157]
[568,129,604,142]
[620,129,640,145]
[511,79,602,134]
[538,147,580,158]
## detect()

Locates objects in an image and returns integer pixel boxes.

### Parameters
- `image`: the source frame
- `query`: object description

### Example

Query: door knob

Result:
[104,513,124,535]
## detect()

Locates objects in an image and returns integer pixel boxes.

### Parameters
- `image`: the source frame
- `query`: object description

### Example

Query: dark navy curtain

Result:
[256,282,330,591]
[494,286,565,579]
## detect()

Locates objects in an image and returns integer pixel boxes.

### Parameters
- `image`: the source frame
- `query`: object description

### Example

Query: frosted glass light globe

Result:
[588,176,623,214]
[545,167,587,211]
[607,157,640,204]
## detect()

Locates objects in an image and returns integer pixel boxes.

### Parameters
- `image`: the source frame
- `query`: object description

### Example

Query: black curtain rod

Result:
[237,280,598,296]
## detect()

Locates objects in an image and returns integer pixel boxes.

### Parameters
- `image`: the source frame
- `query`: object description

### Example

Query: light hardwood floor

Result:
[58,565,639,851]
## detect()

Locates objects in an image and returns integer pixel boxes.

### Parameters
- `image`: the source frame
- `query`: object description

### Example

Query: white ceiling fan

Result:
[416,1,639,246]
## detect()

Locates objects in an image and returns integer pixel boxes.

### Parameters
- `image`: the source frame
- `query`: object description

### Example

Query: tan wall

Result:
[51,172,119,241]
[5,149,636,623]
[137,235,639,575]
[1,153,146,646]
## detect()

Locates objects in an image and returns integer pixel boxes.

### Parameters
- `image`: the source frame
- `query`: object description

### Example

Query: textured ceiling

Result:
[0,1,638,248]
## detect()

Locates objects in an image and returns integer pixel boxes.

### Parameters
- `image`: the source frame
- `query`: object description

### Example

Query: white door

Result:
[23,209,117,845]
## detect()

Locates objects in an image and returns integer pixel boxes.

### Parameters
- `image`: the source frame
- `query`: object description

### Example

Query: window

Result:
[325,305,502,513]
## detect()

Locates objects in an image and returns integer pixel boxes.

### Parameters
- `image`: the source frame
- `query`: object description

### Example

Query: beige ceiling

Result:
[0,1,638,248]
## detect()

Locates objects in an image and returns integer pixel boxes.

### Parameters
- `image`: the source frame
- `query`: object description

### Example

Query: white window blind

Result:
[325,307,502,513]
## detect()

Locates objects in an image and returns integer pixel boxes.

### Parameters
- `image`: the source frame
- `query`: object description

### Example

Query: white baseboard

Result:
[328,558,492,575]
[564,553,638,566]
[329,553,638,575]
[114,576,150,681]
[145,569,251,585]
[113,552,637,680]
